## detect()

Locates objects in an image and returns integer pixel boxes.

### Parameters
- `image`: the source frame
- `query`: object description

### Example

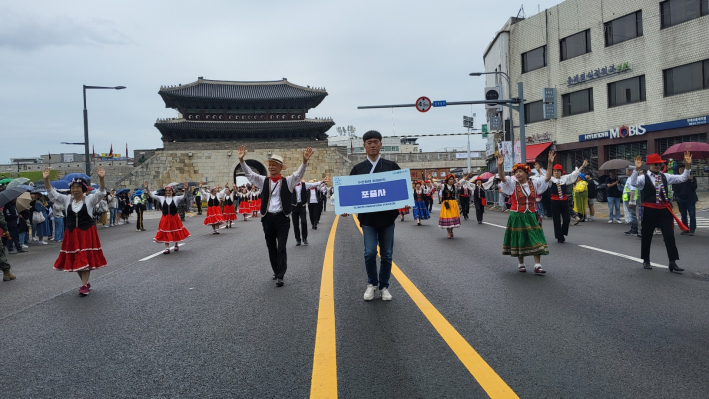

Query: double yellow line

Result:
[310,215,518,399]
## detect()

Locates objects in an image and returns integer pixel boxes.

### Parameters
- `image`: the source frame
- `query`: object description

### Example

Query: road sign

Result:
[463,115,474,128]
[484,86,502,110]
[490,116,502,130]
[416,97,432,113]
[432,100,447,107]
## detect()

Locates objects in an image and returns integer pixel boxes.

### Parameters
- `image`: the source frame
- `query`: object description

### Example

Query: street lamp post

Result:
[469,72,525,166]
[82,85,126,177]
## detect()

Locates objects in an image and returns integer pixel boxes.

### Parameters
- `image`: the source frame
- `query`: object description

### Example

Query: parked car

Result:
[595,174,628,202]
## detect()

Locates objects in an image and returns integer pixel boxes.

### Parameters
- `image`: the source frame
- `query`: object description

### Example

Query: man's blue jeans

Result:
[109,208,118,225]
[362,223,395,289]
[54,217,64,241]
[607,197,621,221]
[677,200,696,233]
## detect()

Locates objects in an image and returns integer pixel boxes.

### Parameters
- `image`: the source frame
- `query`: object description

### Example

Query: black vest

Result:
[162,198,178,216]
[550,181,570,199]
[292,183,310,205]
[224,196,233,206]
[207,195,219,207]
[641,174,669,203]
[442,185,456,200]
[66,203,94,232]
[261,178,292,216]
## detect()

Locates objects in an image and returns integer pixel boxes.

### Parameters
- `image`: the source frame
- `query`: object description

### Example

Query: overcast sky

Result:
[0,0,563,163]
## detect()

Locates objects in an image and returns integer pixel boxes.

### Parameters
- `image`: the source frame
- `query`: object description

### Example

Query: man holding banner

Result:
[339,130,406,301]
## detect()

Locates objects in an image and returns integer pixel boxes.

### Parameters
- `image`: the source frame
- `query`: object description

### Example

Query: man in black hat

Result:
[341,130,401,301]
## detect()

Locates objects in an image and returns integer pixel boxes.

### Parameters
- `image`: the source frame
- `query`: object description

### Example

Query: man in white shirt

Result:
[238,145,314,287]
[291,178,329,246]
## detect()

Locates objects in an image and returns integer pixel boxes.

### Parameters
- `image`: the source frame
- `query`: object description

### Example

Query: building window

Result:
[560,30,591,61]
[522,46,546,73]
[604,11,643,46]
[605,142,648,162]
[661,0,708,28]
[562,88,594,117]
[663,59,709,96]
[524,101,545,124]
[608,75,646,107]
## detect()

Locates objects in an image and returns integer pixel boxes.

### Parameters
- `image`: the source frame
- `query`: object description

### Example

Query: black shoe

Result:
[643,261,652,270]
[276,278,284,287]
[557,238,565,243]
[680,231,688,235]
[303,240,309,245]
[295,241,301,246]
[669,262,684,273]
[272,274,277,280]
[313,225,317,230]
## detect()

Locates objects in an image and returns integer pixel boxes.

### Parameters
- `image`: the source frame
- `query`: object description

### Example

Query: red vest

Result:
[510,181,537,213]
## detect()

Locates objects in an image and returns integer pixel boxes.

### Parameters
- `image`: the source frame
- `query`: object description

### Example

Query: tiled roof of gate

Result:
[158,78,328,108]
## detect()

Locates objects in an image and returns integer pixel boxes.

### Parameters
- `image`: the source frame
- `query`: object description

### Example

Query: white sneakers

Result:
[363,284,376,301]
[363,285,392,301]
[607,220,613,224]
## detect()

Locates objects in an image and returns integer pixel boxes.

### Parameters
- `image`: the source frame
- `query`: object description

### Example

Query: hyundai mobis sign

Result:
[578,115,709,142]
[579,124,646,142]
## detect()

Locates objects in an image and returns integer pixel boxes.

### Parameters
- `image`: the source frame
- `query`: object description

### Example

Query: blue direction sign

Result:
[432,100,447,107]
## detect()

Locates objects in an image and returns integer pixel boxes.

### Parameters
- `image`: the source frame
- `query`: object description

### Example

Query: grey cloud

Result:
[0,12,131,51]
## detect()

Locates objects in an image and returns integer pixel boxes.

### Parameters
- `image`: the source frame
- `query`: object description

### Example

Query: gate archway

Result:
[233,160,267,187]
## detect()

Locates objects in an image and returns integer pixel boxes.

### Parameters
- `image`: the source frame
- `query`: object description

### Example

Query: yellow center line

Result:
[352,214,519,399]
[310,215,340,398]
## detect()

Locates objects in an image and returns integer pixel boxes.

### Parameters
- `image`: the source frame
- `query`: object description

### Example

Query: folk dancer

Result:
[292,178,330,245]
[544,152,587,243]
[238,187,251,221]
[572,173,588,225]
[307,180,324,229]
[43,167,108,296]
[222,184,238,228]
[412,181,430,226]
[497,156,553,275]
[431,173,462,239]
[458,174,472,220]
[146,181,191,254]
[423,180,434,212]
[459,175,486,224]
[630,152,692,272]
[238,145,313,287]
[199,183,226,234]
[250,186,262,219]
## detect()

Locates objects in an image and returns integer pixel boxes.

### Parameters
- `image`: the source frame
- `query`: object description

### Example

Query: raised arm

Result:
[665,151,692,184]
[630,156,644,189]
[544,151,556,182]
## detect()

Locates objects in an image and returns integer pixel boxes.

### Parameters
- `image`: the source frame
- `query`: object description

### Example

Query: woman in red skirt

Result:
[43,167,107,296]
[249,185,261,218]
[199,183,226,234]
[238,186,251,221]
[222,183,237,228]
[146,181,191,254]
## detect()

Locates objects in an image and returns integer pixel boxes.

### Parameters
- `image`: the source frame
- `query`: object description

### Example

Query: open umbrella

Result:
[187,181,199,187]
[599,159,631,171]
[6,177,30,188]
[479,172,494,180]
[90,183,100,189]
[14,185,34,191]
[50,180,71,190]
[61,173,91,182]
[15,192,32,212]
[0,178,13,184]
[0,187,27,208]
[662,142,709,159]
[116,189,130,195]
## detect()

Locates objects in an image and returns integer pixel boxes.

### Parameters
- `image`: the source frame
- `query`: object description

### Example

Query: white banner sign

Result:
[500,141,513,172]
[514,141,521,163]
[455,152,480,159]
[63,154,74,163]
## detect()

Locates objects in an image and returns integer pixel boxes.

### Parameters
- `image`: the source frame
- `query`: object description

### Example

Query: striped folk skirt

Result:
[502,211,549,257]
[438,200,461,229]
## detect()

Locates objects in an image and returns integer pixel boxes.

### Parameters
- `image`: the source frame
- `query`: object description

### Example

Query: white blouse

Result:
[47,186,106,218]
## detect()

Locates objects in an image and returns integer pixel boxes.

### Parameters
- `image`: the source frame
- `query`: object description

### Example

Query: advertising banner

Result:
[334,169,414,215]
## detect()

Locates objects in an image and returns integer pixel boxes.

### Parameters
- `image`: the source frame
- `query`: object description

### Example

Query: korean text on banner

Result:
[334,169,414,215]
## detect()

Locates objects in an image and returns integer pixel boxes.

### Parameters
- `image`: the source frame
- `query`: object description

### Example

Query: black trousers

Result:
[641,206,679,262]
[308,203,321,227]
[136,208,144,230]
[5,221,21,251]
[321,198,327,212]
[474,199,484,222]
[196,199,202,214]
[262,212,291,279]
[550,199,570,240]
[425,196,433,212]
[291,203,308,242]
[459,196,470,218]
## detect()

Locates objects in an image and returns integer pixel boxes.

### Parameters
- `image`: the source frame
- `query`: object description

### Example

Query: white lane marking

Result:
[482,221,506,229]
[139,244,186,262]
[578,245,667,269]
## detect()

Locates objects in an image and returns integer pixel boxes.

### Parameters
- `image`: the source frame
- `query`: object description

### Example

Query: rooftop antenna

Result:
[516,5,525,19]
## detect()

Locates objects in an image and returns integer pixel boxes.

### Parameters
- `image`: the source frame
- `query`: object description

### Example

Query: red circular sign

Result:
[416,96,432,113]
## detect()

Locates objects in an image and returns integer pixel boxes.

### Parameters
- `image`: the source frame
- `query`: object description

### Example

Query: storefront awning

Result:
[526,142,553,163]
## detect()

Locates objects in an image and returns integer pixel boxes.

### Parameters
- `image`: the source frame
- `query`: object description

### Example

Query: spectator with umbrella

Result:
[0,187,29,254]
[0,209,17,281]
[43,167,108,296]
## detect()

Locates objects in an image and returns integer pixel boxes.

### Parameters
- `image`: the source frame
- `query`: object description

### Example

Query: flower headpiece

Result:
[445,174,456,182]
[70,178,89,193]
[512,163,531,174]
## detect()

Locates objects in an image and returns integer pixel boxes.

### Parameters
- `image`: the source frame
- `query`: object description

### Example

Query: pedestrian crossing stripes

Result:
[675,215,709,229]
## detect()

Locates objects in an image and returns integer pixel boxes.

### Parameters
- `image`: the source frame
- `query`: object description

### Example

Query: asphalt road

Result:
[1,206,708,398]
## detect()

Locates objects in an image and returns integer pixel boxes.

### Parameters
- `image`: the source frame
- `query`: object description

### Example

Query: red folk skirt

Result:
[54,226,107,272]
[251,199,261,213]
[203,205,225,225]
[154,214,191,243]
[238,201,251,214]
[223,204,237,221]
